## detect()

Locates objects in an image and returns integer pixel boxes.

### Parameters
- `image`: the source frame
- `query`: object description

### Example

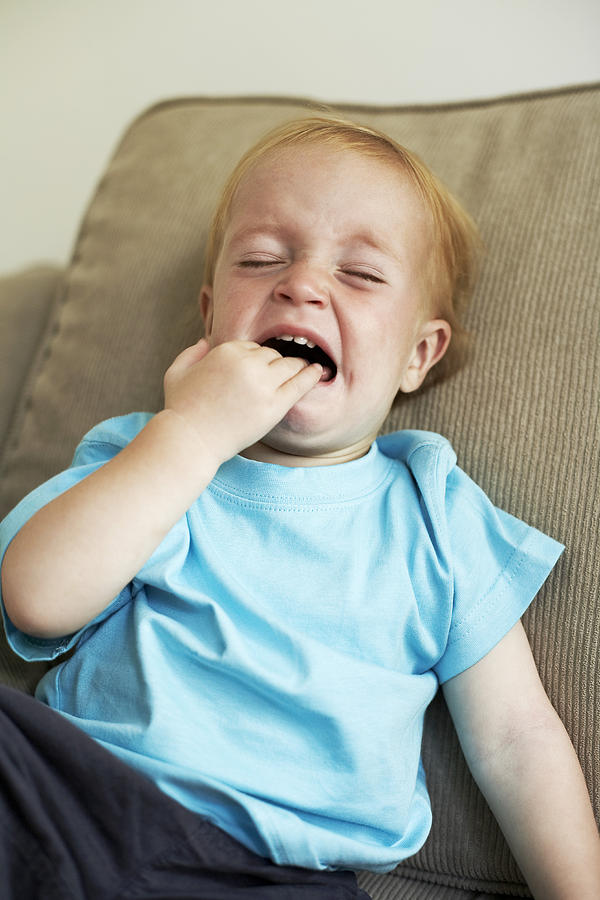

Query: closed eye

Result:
[343,269,385,284]
[237,260,385,283]
[238,258,282,269]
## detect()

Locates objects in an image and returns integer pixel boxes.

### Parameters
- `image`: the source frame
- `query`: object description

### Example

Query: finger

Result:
[279,362,323,398]
[165,339,211,383]
[267,356,310,387]
[261,345,284,361]
[233,340,263,350]
[268,354,311,375]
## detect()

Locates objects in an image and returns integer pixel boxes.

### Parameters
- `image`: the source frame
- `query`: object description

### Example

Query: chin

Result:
[261,403,339,452]
[264,421,329,456]
[264,408,367,460]
[263,388,380,459]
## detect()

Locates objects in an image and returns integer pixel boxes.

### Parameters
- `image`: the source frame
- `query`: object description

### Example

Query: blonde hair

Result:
[203,114,482,393]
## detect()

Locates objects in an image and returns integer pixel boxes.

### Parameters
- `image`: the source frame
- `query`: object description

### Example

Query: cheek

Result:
[346,334,398,400]
[210,288,264,342]
[209,282,243,327]
[372,326,416,394]
[364,318,405,366]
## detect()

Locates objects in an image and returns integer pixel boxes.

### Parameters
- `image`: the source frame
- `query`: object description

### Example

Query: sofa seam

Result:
[134,81,600,126]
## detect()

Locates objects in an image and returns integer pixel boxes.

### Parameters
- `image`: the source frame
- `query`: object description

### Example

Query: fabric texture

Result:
[357,871,516,900]
[0,266,61,464]
[0,685,369,900]
[0,85,598,896]
[0,414,562,873]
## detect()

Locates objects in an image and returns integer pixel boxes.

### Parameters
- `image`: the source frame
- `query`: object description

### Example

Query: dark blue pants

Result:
[0,686,371,899]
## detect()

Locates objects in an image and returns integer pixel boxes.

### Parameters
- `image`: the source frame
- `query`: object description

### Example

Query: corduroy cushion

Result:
[0,266,62,462]
[1,85,598,897]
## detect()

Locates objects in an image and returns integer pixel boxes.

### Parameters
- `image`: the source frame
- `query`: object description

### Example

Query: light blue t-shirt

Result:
[0,413,563,872]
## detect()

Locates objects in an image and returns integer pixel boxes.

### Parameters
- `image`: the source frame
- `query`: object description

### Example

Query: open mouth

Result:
[261,335,337,383]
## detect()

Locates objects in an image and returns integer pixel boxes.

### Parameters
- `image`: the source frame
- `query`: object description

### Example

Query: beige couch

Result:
[1,84,599,899]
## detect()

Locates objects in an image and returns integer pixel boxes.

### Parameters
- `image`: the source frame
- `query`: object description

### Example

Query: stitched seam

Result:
[445,543,528,648]
[208,459,395,512]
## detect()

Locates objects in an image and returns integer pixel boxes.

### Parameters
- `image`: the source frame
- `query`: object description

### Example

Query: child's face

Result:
[201,144,449,462]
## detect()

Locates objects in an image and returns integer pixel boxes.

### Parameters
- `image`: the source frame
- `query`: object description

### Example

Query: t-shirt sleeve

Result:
[0,413,153,661]
[433,462,564,684]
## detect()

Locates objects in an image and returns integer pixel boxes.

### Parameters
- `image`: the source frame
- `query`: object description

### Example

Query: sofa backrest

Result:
[1,85,598,894]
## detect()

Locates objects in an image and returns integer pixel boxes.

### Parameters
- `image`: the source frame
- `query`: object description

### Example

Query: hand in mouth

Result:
[261,334,337,383]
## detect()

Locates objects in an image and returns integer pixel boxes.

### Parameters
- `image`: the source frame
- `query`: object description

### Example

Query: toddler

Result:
[1,116,599,899]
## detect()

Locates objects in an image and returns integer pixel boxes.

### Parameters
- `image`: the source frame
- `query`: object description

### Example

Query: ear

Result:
[199,285,214,337]
[398,319,452,394]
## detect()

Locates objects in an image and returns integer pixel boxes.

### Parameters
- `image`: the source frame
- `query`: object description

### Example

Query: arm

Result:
[1,339,321,638]
[443,620,600,900]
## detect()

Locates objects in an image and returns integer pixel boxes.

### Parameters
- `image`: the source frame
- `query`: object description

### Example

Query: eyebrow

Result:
[345,230,402,261]
[226,224,282,246]
[227,224,402,263]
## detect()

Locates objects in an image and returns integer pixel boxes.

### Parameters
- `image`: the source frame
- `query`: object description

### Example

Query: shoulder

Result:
[376,429,508,519]
[376,429,457,522]
[376,428,563,578]
[72,412,154,464]
[377,429,456,475]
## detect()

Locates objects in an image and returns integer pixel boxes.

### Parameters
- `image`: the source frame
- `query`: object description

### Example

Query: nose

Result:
[273,260,331,307]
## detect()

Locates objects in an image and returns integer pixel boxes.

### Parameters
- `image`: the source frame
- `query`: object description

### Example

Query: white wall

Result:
[2,0,599,274]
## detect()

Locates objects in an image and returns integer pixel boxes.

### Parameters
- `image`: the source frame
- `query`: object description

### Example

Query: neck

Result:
[240,438,373,467]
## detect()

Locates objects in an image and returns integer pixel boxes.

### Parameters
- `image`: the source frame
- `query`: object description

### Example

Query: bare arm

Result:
[1,339,321,638]
[443,621,600,899]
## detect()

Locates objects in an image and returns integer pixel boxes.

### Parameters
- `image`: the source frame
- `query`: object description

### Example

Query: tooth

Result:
[278,334,294,341]
[306,340,316,349]
[293,336,308,345]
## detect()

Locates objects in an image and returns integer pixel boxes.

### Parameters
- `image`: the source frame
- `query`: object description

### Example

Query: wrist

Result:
[154,408,223,479]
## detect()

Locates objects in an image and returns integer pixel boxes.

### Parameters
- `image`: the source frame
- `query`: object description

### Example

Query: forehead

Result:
[226,143,431,248]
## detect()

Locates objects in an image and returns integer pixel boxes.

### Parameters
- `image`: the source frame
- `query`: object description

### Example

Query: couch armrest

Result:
[0,264,64,456]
